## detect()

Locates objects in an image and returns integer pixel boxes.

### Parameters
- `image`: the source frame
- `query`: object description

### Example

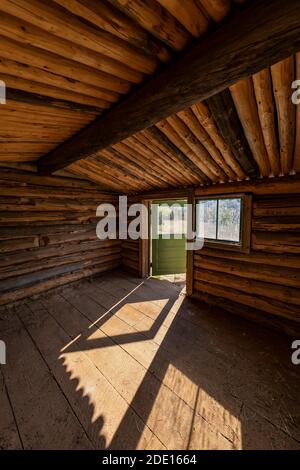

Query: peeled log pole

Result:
[107,0,191,51]
[38,0,300,174]
[177,108,235,179]
[166,115,226,181]
[54,0,171,62]
[271,56,295,175]
[155,120,211,183]
[156,0,210,38]
[199,0,231,23]
[192,101,245,179]
[143,127,207,184]
[230,78,270,176]
[253,68,281,176]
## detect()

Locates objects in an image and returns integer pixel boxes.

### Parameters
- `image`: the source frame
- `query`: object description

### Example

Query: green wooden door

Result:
[151,200,187,276]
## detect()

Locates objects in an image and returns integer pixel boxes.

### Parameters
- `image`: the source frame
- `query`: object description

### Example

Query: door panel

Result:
[151,200,187,276]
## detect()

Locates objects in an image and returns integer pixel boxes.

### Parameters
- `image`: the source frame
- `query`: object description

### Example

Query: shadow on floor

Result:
[2,271,300,450]
[61,273,300,450]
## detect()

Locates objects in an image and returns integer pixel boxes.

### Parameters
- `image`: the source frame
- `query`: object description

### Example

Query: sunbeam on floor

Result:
[1,272,299,450]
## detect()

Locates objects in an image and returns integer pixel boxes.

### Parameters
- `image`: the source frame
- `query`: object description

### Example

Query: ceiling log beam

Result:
[38,0,300,174]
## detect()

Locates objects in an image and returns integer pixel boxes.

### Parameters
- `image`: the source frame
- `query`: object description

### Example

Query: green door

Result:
[151,199,187,276]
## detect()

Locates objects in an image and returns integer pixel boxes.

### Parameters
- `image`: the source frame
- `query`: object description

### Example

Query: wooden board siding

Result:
[192,188,300,336]
[0,169,121,305]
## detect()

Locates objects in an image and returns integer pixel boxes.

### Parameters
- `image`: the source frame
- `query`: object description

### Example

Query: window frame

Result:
[195,193,252,253]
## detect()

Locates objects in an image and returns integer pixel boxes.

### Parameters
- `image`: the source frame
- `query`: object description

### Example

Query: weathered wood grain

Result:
[38,0,300,173]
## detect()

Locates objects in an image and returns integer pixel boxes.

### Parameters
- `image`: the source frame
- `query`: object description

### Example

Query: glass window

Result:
[197,199,217,239]
[218,198,241,242]
[155,202,187,236]
[196,197,242,244]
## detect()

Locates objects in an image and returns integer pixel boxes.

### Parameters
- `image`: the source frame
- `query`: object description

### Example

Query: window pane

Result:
[217,198,241,242]
[197,200,217,239]
[157,203,187,236]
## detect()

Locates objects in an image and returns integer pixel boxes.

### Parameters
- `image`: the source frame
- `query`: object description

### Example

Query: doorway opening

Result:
[150,199,187,285]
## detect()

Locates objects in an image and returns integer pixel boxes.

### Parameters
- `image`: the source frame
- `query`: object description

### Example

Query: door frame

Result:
[139,190,195,295]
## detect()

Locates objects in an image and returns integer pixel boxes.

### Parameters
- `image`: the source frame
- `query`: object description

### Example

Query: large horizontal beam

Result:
[38,0,300,174]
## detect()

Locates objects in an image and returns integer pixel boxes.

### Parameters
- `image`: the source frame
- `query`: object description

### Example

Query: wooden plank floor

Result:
[0,271,300,450]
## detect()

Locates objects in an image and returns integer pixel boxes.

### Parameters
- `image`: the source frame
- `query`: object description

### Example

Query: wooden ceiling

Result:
[0,0,299,193]
[68,55,300,192]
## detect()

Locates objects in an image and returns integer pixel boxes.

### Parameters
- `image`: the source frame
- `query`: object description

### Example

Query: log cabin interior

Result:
[0,0,300,452]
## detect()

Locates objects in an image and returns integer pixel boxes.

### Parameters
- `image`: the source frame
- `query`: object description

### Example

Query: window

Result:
[196,195,251,252]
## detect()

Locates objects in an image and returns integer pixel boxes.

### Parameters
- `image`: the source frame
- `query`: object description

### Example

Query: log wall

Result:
[129,178,300,335]
[0,169,121,305]
[193,187,300,336]
[121,239,140,275]
[121,195,141,275]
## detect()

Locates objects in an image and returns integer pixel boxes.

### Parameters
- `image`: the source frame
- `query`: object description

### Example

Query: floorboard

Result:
[0,271,299,450]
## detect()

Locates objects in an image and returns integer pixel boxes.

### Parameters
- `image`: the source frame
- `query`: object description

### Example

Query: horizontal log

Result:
[253,207,300,218]
[193,290,300,336]
[252,232,300,253]
[194,255,300,288]
[6,88,103,113]
[0,3,156,74]
[253,195,300,209]
[0,239,121,269]
[0,246,121,281]
[252,216,300,232]
[139,174,300,199]
[107,0,191,51]
[39,230,97,247]
[0,253,121,293]
[0,183,115,201]
[0,200,100,212]
[122,251,139,263]
[0,211,99,224]
[122,258,139,273]
[194,280,300,322]
[0,236,39,253]
[38,0,300,173]
[0,168,114,191]
[193,174,300,197]
[121,241,140,253]
[55,0,171,62]
[194,269,300,306]
[0,222,98,237]
[0,168,122,304]
[194,247,300,269]
[0,262,120,306]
